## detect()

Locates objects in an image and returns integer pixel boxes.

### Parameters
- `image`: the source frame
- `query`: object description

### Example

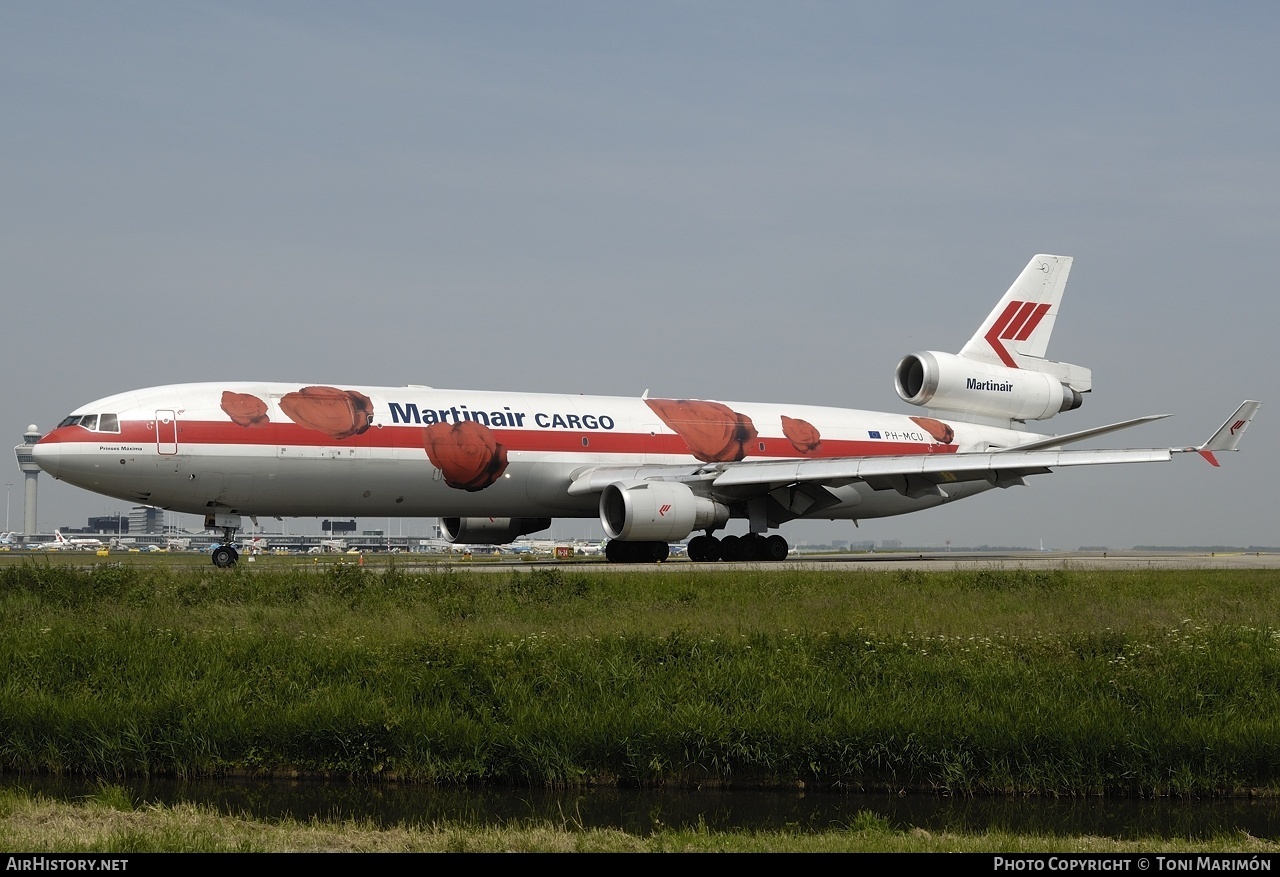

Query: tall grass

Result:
[2,558,1279,795]
[5,786,1276,852]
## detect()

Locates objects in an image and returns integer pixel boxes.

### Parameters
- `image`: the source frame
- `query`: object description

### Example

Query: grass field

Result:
[3,556,1279,797]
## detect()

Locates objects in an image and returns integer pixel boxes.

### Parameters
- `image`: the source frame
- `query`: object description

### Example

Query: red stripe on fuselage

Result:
[39,420,959,460]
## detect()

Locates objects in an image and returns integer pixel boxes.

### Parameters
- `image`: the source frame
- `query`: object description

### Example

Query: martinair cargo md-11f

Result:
[33,255,1259,568]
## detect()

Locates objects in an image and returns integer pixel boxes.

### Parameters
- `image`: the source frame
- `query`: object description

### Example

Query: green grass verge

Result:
[2,559,1279,796]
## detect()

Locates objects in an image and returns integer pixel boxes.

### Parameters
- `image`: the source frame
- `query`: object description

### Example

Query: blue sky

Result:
[3,2,1276,547]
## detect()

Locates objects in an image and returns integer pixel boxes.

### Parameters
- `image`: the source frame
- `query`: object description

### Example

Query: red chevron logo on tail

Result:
[985,300,1051,367]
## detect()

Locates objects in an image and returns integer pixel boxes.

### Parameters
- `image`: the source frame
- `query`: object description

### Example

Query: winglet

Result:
[1189,400,1261,466]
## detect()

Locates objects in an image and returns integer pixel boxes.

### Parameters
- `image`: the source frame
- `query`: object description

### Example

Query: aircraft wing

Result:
[568,401,1260,503]
[566,446,1173,501]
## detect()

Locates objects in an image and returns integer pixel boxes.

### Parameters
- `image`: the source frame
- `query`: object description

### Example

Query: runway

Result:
[5,546,1275,573]
[445,548,1280,573]
[771,549,1280,571]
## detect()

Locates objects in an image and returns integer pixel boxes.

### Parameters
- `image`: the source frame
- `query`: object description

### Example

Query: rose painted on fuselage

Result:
[780,415,822,454]
[424,420,509,491]
[279,386,374,439]
[910,415,955,445]
[645,398,758,463]
[220,391,269,427]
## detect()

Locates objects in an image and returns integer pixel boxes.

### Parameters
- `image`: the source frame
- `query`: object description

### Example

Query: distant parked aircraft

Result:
[54,529,103,549]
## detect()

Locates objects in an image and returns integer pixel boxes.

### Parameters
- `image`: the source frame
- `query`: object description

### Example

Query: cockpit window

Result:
[56,413,120,433]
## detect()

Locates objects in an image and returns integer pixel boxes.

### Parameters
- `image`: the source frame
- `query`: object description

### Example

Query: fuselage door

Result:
[156,410,178,455]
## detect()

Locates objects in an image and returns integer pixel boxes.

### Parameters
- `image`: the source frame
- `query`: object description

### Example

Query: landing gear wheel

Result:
[687,535,724,562]
[688,535,709,562]
[211,546,239,569]
[763,534,790,562]
[719,535,741,561]
[741,534,766,561]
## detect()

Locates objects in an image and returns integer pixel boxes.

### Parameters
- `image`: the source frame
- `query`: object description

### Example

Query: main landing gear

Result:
[686,533,789,562]
[603,533,790,563]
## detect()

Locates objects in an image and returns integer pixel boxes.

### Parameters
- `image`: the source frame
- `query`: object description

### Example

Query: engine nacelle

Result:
[895,351,1083,422]
[440,517,551,545]
[600,481,729,542]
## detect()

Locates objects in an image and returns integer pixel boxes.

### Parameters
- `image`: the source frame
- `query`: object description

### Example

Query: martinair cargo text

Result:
[33,255,1259,567]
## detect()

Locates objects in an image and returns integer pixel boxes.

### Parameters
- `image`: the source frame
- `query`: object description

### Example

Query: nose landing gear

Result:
[205,511,243,568]
[211,539,239,569]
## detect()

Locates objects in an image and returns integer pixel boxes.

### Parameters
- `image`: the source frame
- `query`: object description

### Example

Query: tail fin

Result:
[54,529,66,543]
[958,254,1091,392]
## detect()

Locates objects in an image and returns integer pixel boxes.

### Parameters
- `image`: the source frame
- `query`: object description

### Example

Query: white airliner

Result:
[54,529,104,549]
[32,255,1259,569]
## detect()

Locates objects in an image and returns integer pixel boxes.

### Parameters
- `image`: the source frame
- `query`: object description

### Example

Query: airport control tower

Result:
[14,424,42,539]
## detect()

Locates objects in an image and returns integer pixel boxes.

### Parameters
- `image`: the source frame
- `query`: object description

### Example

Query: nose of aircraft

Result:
[31,439,60,478]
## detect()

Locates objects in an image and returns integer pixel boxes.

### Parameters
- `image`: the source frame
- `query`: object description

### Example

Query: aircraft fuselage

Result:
[33,381,1018,523]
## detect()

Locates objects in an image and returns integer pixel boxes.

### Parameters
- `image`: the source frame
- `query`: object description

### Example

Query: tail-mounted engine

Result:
[441,516,551,545]
[895,351,1084,423]
[600,481,729,542]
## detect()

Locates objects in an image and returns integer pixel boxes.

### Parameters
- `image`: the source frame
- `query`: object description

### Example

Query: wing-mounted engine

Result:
[441,516,551,545]
[895,351,1085,424]
[600,481,729,542]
